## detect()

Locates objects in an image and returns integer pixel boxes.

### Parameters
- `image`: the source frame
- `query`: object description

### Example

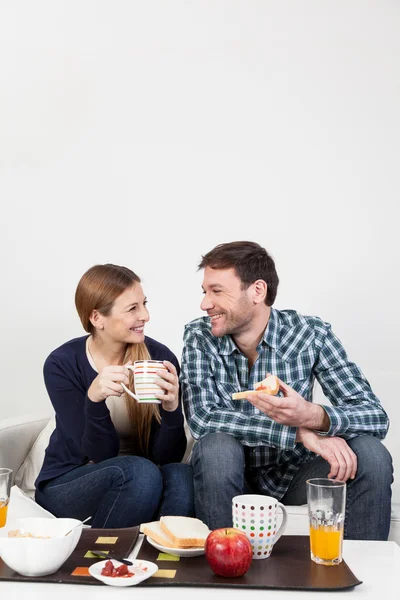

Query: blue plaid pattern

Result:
[180,308,389,499]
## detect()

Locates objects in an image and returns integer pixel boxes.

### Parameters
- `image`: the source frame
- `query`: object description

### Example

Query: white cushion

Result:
[14,418,55,497]
[0,414,51,477]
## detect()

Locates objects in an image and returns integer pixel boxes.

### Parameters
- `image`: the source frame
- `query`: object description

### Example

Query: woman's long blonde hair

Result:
[75,264,160,455]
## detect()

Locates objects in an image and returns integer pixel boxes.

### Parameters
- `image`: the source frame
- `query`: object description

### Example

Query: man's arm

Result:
[180,327,297,450]
[247,378,331,432]
[313,323,389,439]
[247,321,389,440]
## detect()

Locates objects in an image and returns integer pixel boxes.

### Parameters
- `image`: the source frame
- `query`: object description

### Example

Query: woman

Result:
[35,264,194,528]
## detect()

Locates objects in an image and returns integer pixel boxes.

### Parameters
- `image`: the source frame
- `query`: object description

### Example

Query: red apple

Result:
[205,528,252,578]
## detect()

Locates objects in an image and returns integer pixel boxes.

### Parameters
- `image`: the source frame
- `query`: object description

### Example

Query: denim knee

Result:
[191,433,245,483]
[160,463,195,517]
[347,436,393,487]
[160,462,193,482]
[114,456,163,498]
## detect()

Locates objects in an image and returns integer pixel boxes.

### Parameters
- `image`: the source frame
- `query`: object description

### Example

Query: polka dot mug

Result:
[232,494,288,559]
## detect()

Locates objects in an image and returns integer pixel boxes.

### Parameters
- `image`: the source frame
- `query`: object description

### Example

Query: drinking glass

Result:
[0,468,12,528]
[306,478,346,566]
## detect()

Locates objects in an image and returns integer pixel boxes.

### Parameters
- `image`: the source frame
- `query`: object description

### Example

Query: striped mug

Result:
[121,360,168,404]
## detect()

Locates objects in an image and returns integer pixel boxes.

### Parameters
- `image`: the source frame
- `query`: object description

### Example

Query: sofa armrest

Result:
[0,414,51,481]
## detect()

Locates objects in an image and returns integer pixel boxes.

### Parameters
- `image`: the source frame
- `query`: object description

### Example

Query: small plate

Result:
[146,535,205,557]
[89,559,158,586]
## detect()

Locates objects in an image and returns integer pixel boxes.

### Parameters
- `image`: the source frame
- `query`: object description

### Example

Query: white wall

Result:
[0,1,398,497]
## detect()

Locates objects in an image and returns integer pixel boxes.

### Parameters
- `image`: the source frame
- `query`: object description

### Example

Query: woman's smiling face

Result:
[95,283,150,344]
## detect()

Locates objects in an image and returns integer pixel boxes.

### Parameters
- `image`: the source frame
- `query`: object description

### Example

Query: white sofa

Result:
[0,413,398,545]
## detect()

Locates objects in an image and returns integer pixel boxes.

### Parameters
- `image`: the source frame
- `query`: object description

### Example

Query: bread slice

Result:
[232,390,263,400]
[160,516,211,548]
[140,521,180,548]
[232,374,279,400]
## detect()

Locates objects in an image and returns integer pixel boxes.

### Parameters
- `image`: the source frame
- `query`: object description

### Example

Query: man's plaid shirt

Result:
[180,308,389,500]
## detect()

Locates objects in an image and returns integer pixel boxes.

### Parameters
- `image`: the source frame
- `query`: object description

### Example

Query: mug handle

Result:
[275,502,288,543]
[121,365,140,401]
[120,383,140,402]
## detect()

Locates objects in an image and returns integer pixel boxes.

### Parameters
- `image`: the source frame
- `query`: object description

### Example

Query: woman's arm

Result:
[147,349,187,465]
[150,406,187,465]
[44,353,120,462]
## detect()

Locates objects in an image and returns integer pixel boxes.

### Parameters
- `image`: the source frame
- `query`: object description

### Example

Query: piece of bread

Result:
[160,516,211,548]
[140,521,181,548]
[232,374,279,400]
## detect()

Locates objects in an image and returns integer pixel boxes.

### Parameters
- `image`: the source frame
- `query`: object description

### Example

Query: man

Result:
[180,241,393,540]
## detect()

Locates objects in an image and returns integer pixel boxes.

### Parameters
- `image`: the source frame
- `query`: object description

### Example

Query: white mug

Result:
[121,360,168,404]
[232,494,288,559]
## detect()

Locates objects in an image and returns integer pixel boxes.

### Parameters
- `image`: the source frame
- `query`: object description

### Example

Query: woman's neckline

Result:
[86,336,99,373]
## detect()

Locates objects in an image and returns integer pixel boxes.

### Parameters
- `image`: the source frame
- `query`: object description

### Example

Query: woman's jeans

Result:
[191,432,393,540]
[36,456,195,528]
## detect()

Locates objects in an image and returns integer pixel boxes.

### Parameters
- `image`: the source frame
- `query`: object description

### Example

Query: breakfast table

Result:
[0,536,399,599]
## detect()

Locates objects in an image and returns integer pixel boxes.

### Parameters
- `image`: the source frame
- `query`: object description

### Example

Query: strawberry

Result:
[101,560,115,577]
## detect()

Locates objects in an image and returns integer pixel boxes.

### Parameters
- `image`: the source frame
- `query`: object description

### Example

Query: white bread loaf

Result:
[140,521,181,548]
[232,374,279,400]
[160,516,211,548]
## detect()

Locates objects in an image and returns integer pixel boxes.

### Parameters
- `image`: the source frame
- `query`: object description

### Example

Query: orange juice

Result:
[0,501,8,528]
[310,524,343,564]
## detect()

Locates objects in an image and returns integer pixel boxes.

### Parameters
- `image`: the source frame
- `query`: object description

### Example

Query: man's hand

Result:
[246,378,330,431]
[297,427,357,481]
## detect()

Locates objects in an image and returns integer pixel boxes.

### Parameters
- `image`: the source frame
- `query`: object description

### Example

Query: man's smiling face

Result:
[200,267,255,338]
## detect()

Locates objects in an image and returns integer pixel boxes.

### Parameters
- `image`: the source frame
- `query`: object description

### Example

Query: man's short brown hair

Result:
[198,241,279,306]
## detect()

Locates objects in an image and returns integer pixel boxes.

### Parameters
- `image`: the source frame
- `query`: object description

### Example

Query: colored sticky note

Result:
[72,567,90,576]
[95,536,118,544]
[85,550,109,558]
[152,569,177,578]
[158,552,180,561]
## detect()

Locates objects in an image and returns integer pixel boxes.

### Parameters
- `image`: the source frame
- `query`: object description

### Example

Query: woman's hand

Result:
[155,361,179,412]
[87,363,131,403]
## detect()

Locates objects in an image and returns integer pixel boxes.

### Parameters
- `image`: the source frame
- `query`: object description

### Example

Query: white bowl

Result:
[146,535,205,557]
[89,559,158,587]
[0,517,83,577]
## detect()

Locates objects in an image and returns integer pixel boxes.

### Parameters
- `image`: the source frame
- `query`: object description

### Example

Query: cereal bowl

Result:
[0,517,83,576]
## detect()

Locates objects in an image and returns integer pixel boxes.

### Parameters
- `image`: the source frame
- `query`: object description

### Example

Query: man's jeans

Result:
[191,432,393,540]
[36,456,194,528]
